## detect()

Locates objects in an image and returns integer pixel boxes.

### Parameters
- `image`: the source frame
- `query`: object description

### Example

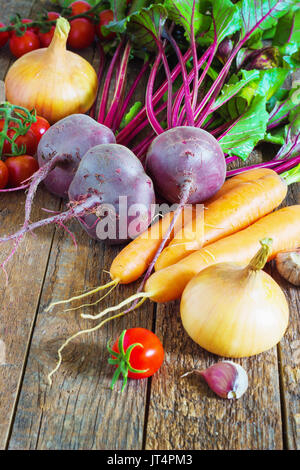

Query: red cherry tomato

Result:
[20,18,39,34]
[38,28,55,47]
[5,128,38,156]
[5,155,39,187]
[30,116,50,143]
[38,12,60,47]
[9,30,40,58]
[0,161,9,189]
[109,328,164,390]
[71,1,92,16]
[0,22,9,47]
[14,129,38,156]
[67,18,95,49]
[47,12,60,21]
[0,119,12,155]
[9,19,39,36]
[96,10,116,41]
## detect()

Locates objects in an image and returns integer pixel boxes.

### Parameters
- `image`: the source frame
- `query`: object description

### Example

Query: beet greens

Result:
[104,0,299,173]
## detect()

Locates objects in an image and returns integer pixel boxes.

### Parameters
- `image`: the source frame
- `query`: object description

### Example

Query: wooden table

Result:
[0,0,299,451]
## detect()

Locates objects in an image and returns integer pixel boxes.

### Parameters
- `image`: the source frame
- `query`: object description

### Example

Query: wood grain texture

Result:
[145,307,283,450]
[145,165,299,450]
[0,0,299,451]
[3,21,154,448]
[8,216,155,450]
[0,0,62,450]
[275,184,300,450]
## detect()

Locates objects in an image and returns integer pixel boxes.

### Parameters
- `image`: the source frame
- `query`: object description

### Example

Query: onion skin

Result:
[180,240,289,357]
[5,18,98,124]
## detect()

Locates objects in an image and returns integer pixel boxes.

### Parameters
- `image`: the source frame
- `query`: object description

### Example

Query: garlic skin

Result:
[200,361,248,399]
[5,18,98,124]
[276,251,300,286]
[182,361,248,399]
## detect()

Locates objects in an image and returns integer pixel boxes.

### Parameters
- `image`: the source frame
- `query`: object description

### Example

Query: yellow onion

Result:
[180,238,289,358]
[5,17,98,124]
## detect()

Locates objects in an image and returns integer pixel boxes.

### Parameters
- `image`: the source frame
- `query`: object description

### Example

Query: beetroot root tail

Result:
[0,196,101,277]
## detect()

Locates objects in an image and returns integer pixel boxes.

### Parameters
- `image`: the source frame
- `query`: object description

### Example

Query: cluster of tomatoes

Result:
[0,115,50,189]
[0,1,116,58]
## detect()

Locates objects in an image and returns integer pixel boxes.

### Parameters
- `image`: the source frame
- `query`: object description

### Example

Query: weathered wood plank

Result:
[8,217,154,450]
[145,183,299,450]
[275,184,300,450]
[6,38,154,447]
[145,307,283,449]
[2,0,299,451]
[0,0,62,449]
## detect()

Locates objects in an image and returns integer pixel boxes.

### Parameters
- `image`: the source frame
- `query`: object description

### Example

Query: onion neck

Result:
[46,17,70,58]
[248,238,273,272]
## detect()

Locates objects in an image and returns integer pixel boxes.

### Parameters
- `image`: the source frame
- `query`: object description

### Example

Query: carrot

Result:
[45,205,196,311]
[47,201,300,385]
[78,204,300,334]
[110,206,195,283]
[46,167,296,312]
[154,168,289,271]
[110,169,274,283]
[145,205,300,303]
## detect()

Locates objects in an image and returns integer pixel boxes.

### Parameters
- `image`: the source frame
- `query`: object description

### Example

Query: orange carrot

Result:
[46,168,295,312]
[110,206,196,284]
[155,168,288,271]
[46,206,196,311]
[112,168,287,283]
[144,205,300,303]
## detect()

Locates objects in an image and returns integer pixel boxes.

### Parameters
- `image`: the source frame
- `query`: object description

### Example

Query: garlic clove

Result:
[182,361,248,399]
[276,251,300,286]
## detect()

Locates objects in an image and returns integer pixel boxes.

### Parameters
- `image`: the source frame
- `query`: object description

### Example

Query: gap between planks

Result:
[1,0,97,448]
[3,204,60,449]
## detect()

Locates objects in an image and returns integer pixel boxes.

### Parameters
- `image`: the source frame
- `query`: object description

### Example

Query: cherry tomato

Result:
[71,1,92,16]
[109,328,164,391]
[0,119,12,155]
[9,18,39,36]
[67,18,95,49]
[5,155,39,187]
[96,10,116,41]
[0,161,9,189]
[30,116,50,143]
[4,128,37,156]
[47,12,60,22]
[0,22,9,47]
[0,119,20,155]
[20,18,39,34]
[38,28,55,47]
[38,12,60,47]
[9,30,40,58]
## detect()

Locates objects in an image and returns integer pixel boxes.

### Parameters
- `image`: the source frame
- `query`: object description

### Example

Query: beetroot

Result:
[0,115,116,273]
[146,126,226,204]
[68,144,155,242]
[37,114,116,199]
[0,144,155,248]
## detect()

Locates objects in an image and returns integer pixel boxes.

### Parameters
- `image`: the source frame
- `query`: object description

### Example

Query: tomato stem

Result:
[107,329,149,393]
[0,102,36,157]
